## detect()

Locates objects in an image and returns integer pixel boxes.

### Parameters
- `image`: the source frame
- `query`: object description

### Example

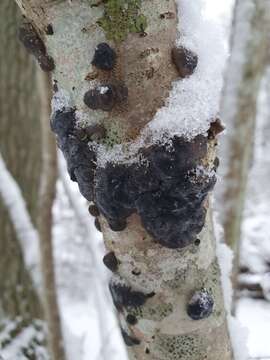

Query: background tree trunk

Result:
[0,0,42,322]
[14,1,233,359]
[218,0,270,300]
[37,71,66,360]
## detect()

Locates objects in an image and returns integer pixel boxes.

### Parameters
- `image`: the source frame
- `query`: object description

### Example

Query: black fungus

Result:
[121,328,141,346]
[103,252,119,272]
[187,290,214,320]
[94,218,102,232]
[45,24,54,35]
[53,111,216,249]
[50,109,96,198]
[88,204,100,217]
[172,46,198,78]
[108,219,127,232]
[95,135,216,248]
[92,43,117,71]
[126,314,138,325]
[109,281,151,311]
[84,83,128,111]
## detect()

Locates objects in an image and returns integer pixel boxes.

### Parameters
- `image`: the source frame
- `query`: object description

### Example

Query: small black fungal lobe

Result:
[126,314,138,325]
[84,82,128,111]
[88,204,100,217]
[50,108,96,199]
[103,252,119,272]
[172,46,198,78]
[45,24,54,35]
[94,218,102,232]
[92,43,117,71]
[109,280,152,311]
[187,289,214,320]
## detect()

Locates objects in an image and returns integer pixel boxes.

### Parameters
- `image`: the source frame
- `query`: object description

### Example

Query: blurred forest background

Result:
[1,0,270,359]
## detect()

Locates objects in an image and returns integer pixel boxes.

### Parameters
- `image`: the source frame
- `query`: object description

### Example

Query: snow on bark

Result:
[0,153,41,294]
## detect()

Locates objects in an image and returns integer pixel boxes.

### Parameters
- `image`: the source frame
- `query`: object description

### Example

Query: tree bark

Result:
[14,1,233,359]
[0,0,42,322]
[37,71,66,360]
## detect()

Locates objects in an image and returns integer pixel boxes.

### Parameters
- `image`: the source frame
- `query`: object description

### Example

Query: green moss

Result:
[96,0,147,42]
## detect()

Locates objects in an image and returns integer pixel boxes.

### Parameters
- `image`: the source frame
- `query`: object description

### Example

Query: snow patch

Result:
[214,212,249,360]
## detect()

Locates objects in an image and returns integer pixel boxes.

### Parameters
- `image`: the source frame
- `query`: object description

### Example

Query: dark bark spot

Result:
[208,118,225,139]
[187,289,214,320]
[84,82,128,111]
[45,24,54,35]
[103,252,119,272]
[92,43,117,71]
[213,157,220,171]
[109,281,150,310]
[38,54,55,72]
[160,12,175,19]
[172,46,198,78]
[126,314,138,325]
[121,328,141,346]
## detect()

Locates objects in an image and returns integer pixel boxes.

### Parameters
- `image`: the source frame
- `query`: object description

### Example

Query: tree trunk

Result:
[220,0,270,250]
[14,1,233,359]
[0,0,42,322]
[37,71,66,360]
[219,0,270,299]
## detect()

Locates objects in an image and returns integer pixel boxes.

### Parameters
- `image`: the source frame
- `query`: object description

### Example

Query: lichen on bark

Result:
[95,0,147,42]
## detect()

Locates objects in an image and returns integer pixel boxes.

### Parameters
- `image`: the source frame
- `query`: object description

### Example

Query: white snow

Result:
[214,212,249,360]
[0,153,41,294]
